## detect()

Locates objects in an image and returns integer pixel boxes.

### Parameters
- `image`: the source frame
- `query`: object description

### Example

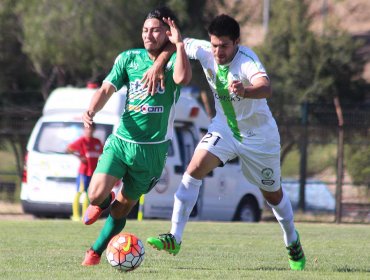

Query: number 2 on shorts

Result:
[201,133,221,146]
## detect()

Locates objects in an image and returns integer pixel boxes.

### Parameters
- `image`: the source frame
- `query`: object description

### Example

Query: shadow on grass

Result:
[334,266,370,273]
[169,266,288,271]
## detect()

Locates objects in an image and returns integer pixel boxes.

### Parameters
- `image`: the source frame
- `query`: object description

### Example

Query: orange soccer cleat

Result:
[83,192,115,225]
[81,249,101,266]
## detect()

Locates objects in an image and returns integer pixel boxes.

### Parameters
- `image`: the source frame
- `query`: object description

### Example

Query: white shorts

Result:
[195,119,281,192]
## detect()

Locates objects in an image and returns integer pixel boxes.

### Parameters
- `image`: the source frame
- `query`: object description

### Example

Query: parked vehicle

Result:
[21,85,264,222]
[20,84,125,217]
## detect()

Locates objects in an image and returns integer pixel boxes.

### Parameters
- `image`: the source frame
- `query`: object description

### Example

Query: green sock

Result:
[99,193,112,209]
[92,215,126,255]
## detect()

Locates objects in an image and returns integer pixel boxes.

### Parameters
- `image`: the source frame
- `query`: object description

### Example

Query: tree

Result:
[346,145,370,188]
[0,0,39,93]
[256,0,318,162]
[256,0,369,162]
[1,0,213,178]
[15,0,213,100]
[313,31,368,104]
[254,0,370,197]
[16,0,138,99]
[0,0,42,178]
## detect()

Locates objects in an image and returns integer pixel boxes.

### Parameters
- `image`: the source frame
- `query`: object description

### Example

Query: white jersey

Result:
[184,38,277,142]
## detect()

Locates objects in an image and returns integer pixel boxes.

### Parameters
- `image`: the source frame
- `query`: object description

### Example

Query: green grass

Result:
[0,220,369,279]
[0,142,21,202]
[0,141,18,173]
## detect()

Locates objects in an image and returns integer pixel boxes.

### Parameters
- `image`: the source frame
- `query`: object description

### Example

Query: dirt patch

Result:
[0,201,34,220]
[0,213,35,220]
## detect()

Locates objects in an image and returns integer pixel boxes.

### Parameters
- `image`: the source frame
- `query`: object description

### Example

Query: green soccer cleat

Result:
[147,233,181,256]
[286,231,306,271]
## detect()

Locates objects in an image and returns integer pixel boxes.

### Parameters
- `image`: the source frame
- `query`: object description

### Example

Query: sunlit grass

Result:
[0,220,369,280]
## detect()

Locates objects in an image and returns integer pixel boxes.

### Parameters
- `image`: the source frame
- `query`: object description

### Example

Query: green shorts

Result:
[95,135,169,200]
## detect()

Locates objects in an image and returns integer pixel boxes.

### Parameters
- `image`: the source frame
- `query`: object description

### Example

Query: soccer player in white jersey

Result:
[147,14,306,271]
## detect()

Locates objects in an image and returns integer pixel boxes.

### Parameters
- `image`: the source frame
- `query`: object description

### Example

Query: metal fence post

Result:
[334,96,344,223]
[298,102,308,211]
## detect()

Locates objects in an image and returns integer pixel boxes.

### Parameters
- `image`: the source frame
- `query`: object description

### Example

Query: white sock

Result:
[170,172,201,243]
[267,191,297,246]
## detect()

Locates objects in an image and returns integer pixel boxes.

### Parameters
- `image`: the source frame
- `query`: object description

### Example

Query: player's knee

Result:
[186,162,211,179]
[87,186,104,205]
[263,187,283,206]
[186,150,221,179]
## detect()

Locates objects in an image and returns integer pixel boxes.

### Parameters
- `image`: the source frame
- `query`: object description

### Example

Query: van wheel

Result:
[234,196,261,222]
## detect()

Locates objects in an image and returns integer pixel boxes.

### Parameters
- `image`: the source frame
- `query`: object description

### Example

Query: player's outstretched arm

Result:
[83,82,115,128]
[141,42,175,95]
[163,17,192,85]
[229,76,272,99]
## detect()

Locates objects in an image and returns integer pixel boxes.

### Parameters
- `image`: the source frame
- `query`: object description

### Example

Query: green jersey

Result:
[103,49,181,144]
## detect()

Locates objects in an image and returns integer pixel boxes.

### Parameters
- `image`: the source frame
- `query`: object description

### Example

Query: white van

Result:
[20,84,126,217]
[21,85,264,222]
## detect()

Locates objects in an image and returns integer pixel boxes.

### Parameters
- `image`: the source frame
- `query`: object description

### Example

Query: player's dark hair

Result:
[208,14,240,42]
[145,6,178,28]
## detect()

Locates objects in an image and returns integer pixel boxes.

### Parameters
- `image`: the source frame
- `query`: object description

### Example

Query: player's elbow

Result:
[265,84,272,98]
[174,72,192,86]
[99,82,116,97]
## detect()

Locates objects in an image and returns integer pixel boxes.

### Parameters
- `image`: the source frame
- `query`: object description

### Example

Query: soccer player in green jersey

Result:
[80,6,191,266]
[146,14,306,271]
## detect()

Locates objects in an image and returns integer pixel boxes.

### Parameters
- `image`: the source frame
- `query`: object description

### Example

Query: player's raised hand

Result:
[229,80,244,97]
[141,64,165,96]
[163,17,183,45]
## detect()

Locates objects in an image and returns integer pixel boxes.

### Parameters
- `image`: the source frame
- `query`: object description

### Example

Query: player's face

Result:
[210,35,239,65]
[142,18,169,53]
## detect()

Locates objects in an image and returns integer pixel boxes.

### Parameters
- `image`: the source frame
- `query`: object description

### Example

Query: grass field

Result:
[0,220,369,280]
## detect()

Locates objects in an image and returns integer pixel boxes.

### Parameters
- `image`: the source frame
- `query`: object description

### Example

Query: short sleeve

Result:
[103,53,128,91]
[184,38,212,61]
[68,138,82,153]
[241,48,268,84]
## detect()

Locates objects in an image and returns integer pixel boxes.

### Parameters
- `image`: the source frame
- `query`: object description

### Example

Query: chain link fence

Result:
[0,92,369,222]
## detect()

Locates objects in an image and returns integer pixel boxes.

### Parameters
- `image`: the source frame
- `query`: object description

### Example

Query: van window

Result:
[175,126,197,172]
[33,122,113,153]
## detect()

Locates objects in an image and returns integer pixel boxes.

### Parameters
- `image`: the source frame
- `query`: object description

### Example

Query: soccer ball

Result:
[106,232,145,272]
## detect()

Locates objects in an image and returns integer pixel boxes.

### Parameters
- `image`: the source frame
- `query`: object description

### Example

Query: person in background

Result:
[66,124,103,221]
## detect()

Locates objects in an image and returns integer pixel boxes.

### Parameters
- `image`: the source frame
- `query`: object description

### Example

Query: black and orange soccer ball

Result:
[106,232,145,272]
